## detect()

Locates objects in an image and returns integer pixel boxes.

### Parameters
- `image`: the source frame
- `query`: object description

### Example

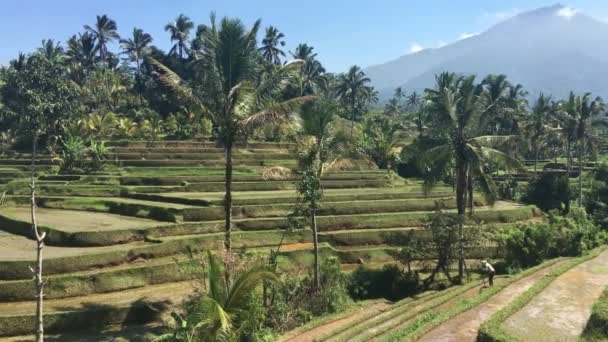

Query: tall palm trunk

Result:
[467,170,474,215]
[31,134,45,342]
[224,141,233,251]
[533,141,539,174]
[311,208,320,289]
[455,161,467,282]
[578,138,584,207]
[135,59,144,106]
[350,97,356,140]
[566,140,572,176]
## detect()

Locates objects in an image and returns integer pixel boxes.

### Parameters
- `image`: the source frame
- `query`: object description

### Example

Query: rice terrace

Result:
[1,1,608,341]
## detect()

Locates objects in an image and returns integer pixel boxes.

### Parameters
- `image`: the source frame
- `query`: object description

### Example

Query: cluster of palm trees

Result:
[406,72,607,280]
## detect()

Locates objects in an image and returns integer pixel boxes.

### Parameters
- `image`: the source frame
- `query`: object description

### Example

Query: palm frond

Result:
[470,135,518,149]
[206,251,226,304]
[420,144,453,195]
[468,144,527,173]
[224,265,278,310]
[239,95,315,131]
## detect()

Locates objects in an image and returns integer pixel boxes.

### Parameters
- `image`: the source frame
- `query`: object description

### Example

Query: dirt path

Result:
[416,260,564,342]
[502,250,608,342]
[279,301,390,342]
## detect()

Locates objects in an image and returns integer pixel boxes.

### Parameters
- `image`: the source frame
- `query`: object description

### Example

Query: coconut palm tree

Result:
[165,14,194,59]
[297,97,342,288]
[149,15,313,251]
[259,26,286,65]
[504,83,529,134]
[406,91,421,112]
[290,43,316,61]
[423,72,525,280]
[394,87,406,103]
[158,251,277,341]
[361,115,408,169]
[524,93,554,173]
[481,74,512,133]
[558,92,605,206]
[384,97,401,117]
[336,65,373,138]
[38,39,64,61]
[84,15,120,61]
[289,44,326,96]
[120,28,153,104]
[9,53,27,71]
[120,28,153,74]
[66,32,98,71]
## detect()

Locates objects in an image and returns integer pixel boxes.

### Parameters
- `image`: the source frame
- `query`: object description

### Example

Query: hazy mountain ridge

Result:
[365,4,608,101]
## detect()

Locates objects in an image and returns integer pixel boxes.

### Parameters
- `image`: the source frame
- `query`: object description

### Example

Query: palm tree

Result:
[66,32,98,72]
[336,65,373,138]
[38,39,64,60]
[384,97,401,117]
[289,44,326,96]
[481,74,511,134]
[558,92,605,206]
[524,94,554,173]
[394,87,406,102]
[423,72,524,280]
[159,251,277,341]
[165,14,194,59]
[149,15,313,251]
[120,28,153,104]
[9,53,27,71]
[259,26,286,65]
[361,115,408,169]
[84,15,120,61]
[297,98,342,288]
[406,91,421,112]
[291,43,316,61]
[120,28,153,74]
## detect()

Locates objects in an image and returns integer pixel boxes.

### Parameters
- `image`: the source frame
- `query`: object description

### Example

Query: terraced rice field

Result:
[0,140,545,338]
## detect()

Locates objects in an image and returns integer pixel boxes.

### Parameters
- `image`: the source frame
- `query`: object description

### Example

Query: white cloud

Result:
[557,6,578,19]
[409,43,424,53]
[438,40,448,48]
[458,32,478,40]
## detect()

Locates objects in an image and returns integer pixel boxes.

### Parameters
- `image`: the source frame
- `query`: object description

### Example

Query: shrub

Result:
[58,135,87,174]
[585,163,608,230]
[148,207,177,222]
[87,140,109,172]
[500,210,606,269]
[265,257,351,332]
[521,172,571,213]
[348,265,419,301]
[496,178,520,201]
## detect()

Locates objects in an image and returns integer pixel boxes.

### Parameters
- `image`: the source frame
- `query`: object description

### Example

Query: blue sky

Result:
[1,1,608,72]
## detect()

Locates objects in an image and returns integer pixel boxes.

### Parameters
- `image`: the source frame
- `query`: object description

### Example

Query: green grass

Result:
[183,197,460,221]
[477,247,606,342]
[0,256,194,301]
[0,229,310,279]
[122,166,257,177]
[580,287,608,341]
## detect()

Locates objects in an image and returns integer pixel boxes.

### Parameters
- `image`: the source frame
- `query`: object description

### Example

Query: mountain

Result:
[364,4,608,101]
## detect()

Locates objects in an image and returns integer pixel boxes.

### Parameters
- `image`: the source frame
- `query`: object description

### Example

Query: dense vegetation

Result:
[1,11,608,342]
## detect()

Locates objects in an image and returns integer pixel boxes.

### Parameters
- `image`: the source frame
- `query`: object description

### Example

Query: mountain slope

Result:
[365,4,608,100]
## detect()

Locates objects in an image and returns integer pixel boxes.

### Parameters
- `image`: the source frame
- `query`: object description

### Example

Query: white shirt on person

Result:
[482,261,495,273]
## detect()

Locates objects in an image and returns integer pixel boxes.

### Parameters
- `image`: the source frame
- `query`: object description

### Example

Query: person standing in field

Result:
[481,260,495,287]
